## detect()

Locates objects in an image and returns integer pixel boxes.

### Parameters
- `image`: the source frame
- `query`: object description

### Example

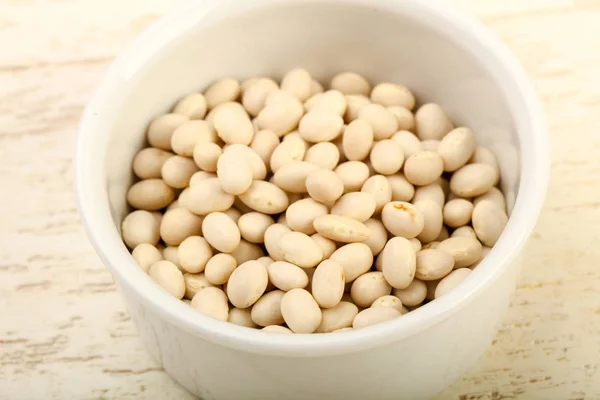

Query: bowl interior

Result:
[77,0,545,355]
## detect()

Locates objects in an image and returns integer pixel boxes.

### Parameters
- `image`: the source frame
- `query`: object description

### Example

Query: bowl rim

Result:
[75,0,549,357]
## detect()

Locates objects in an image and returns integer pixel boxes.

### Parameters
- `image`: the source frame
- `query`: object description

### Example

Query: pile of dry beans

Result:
[121,69,508,334]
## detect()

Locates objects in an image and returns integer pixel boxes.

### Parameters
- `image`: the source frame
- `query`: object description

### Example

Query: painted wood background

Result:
[1,0,598,399]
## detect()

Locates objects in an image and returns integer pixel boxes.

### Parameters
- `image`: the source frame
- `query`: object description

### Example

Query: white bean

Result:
[280,288,322,333]
[330,72,371,96]
[414,200,443,243]
[335,161,370,193]
[310,234,337,260]
[371,295,404,312]
[388,107,415,132]
[122,210,161,248]
[127,179,176,211]
[285,198,329,235]
[183,272,214,299]
[281,68,312,102]
[191,286,229,321]
[381,201,424,238]
[213,102,254,145]
[381,237,416,289]
[437,237,483,268]
[204,253,237,285]
[306,169,344,204]
[343,119,374,161]
[435,268,472,298]
[449,163,497,197]
[344,94,371,123]
[404,151,444,186]
[311,260,345,308]
[353,307,401,329]
[351,271,392,308]
[437,127,476,172]
[160,208,204,246]
[256,91,304,137]
[131,243,163,273]
[237,212,274,243]
[147,113,189,151]
[148,260,185,299]
[187,178,235,215]
[250,130,280,169]
[251,290,286,326]
[415,103,454,140]
[270,135,306,172]
[330,243,373,283]
[133,148,174,180]
[267,261,309,291]
[278,231,323,268]
[228,308,258,328]
[472,200,508,247]
[358,103,398,140]
[299,110,344,143]
[202,212,241,253]
[316,301,359,333]
[393,279,427,307]
[226,260,268,308]
[273,161,320,193]
[371,83,415,110]
[415,249,455,280]
[361,175,392,213]
[204,78,241,109]
[443,198,474,228]
[304,142,340,170]
[264,224,291,261]
[238,181,289,214]
[387,174,415,202]
[313,215,371,243]
[178,236,213,273]
[331,192,376,222]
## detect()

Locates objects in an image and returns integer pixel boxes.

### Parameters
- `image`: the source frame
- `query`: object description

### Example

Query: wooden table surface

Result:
[1,0,599,399]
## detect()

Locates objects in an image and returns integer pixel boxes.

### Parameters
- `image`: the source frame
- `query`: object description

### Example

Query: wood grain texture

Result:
[1,0,598,399]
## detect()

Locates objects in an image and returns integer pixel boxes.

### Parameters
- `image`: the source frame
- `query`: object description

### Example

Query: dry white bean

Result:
[228,307,258,328]
[415,103,454,140]
[224,144,267,180]
[178,236,213,273]
[304,90,346,116]
[273,161,320,193]
[222,207,242,224]
[437,237,483,268]
[316,301,359,333]
[193,142,222,173]
[160,208,204,246]
[204,253,237,285]
[262,325,293,333]
[344,94,371,123]
[335,161,370,193]
[443,198,474,228]
[285,198,328,235]
[133,148,174,180]
[391,130,422,158]
[148,260,185,299]
[351,271,392,308]
[381,237,417,289]
[404,151,444,186]
[412,185,443,208]
[256,91,304,137]
[281,68,312,102]
[213,102,253,145]
[278,231,323,268]
[393,279,427,307]
[226,260,268,308]
[331,192,376,222]
[343,119,374,161]
[216,149,252,195]
[270,135,306,172]
[353,307,401,329]
[230,240,265,265]
[452,226,477,240]
[202,212,241,253]
[237,212,274,243]
[122,210,161,248]
[414,200,443,243]
[280,288,322,333]
[388,107,415,132]
[470,146,500,185]
[204,78,240,109]
[267,261,309,291]
[360,219,388,256]
[313,214,371,243]
[310,234,337,260]
[250,129,280,169]
[251,290,286,326]
[330,243,373,283]
[147,113,189,151]
[371,83,415,110]
[264,224,291,261]
[242,78,279,116]
[173,93,208,119]
[474,186,506,212]
[191,286,229,321]
[304,142,340,170]
[387,174,415,202]
[183,272,214,299]
[358,103,398,140]
[310,80,324,96]
[171,120,217,157]
[381,201,424,238]
[306,169,344,204]
[371,295,403,312]
[435,268,472,298]
[187,178,235,215]
[472,200,508,247]
[127,179,176,211]
[437,127,476,172]
[330,72,371,96]
[298,110,344,143]
[421,140,440,151]
[449,163,497,197]
[311,259,345,309]
[238,181,289,214]
[131,243,163,273]
[370,139,404,175]
[361,175,392,213]
[161,156,199,189]
[189,171,217,186]
[415,249,455,280]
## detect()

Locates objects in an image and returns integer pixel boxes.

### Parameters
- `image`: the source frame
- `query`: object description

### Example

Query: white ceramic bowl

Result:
[75,1,549,399]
